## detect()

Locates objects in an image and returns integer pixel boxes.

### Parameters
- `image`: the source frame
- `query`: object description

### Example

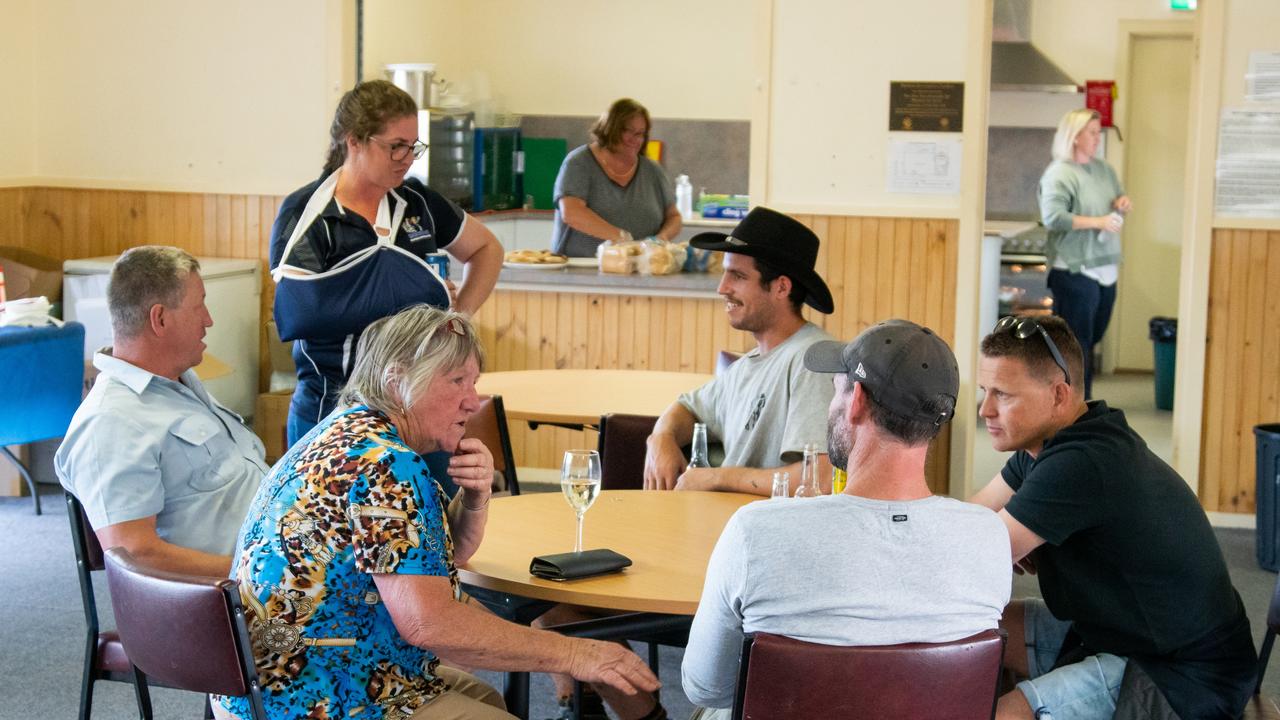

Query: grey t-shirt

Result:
[551,144,675,257]
[682,494,1012,709]
[679,323,835,467]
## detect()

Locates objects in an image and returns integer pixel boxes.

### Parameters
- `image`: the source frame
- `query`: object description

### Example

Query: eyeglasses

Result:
[993,316,1072,386]
[368,136,427,162]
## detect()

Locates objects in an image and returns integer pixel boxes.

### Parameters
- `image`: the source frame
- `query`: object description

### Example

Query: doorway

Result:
[1105,31,1193,376]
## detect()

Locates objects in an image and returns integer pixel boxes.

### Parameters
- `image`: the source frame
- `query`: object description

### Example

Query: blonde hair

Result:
[338,305,485,417]
[1051,108,1101,163]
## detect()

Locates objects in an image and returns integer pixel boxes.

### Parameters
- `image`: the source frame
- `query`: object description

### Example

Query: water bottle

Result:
[675,174,693,221]
[794,443,822,498]
[688,422,710,469]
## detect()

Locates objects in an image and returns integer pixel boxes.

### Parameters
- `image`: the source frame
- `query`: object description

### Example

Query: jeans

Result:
[1047,269,1116,399]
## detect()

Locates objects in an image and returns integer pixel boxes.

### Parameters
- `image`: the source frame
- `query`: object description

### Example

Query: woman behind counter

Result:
[1038,108,1132,399]
[271,80,503,445]
[214,306,658,720]
[552,98,682,257]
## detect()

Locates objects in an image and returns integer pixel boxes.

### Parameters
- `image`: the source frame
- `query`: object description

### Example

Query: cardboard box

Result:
[0,246,63,305]
[254,390,293,464]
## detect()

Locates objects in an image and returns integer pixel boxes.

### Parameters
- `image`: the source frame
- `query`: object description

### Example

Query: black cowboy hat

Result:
[689,207,834,314]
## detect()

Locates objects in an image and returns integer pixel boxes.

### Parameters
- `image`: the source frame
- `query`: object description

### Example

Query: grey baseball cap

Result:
[804,319,959,426]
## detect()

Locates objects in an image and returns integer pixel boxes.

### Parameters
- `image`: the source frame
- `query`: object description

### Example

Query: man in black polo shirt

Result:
[970,315,1255,720]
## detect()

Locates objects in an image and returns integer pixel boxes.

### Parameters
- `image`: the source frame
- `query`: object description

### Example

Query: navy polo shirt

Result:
[269,175,466,426]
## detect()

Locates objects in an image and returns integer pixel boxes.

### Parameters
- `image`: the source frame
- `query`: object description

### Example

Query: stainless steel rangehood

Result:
[990,0,1080,93]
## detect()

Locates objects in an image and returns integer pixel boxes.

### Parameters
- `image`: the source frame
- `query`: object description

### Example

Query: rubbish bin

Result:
[1149,317,1177,411]
[1256,424,1280,571]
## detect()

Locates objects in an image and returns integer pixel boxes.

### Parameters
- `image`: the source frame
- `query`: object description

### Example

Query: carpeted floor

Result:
[3,481,1276,720]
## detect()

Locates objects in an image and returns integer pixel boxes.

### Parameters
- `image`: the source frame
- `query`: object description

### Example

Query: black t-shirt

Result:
[1003,401,1255,718]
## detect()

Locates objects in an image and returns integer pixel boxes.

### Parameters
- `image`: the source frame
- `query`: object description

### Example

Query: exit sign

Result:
[1170,0,1196,10]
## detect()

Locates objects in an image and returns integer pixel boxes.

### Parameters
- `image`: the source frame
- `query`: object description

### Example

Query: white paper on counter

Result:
[1246,51,1280,102]
[1215,108,1280,218]
[886,139,962,194]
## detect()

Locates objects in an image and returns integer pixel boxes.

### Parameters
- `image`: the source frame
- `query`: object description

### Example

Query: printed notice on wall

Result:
[886,139,962,194]
[1215,108,1280,217]
[1246,51,1280,101]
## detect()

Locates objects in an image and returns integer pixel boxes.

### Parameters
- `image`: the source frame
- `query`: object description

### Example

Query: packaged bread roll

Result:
[668,242,688,272]
[599,241,640,274]
[639,240,680,275]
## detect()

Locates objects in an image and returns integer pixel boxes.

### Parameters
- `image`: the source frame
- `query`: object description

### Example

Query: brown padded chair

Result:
[731,629,1007,720]
[597,413,658,490]
[103,547,266,720]
[65,492,143,720]
[464,394,520,495]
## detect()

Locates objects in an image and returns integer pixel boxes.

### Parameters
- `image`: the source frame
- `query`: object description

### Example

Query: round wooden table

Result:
[475,369,713,426]
[458,490,758,615]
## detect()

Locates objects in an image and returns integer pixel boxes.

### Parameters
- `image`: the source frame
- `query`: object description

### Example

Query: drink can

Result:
[425,252,449,280]
[832,467,847,494]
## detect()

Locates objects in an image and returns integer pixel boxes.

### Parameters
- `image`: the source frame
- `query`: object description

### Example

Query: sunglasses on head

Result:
[993,316,1072,386]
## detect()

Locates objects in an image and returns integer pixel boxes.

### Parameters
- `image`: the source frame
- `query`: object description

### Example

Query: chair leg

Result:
[1,446,41,515]
[204,695,215,719]
[78,632,97,720]
[648,642,661,701]
[130,666,153,720]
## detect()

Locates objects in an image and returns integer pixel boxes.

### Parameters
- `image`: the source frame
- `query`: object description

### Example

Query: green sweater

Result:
[1038,158,1124,272]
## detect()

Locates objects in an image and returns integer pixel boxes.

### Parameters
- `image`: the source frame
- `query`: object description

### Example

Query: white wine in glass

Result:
[561,449,602,552]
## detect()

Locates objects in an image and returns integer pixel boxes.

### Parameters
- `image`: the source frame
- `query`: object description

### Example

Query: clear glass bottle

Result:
[771,471,790,499]
[688,422,711,469]
[793,443,822,498]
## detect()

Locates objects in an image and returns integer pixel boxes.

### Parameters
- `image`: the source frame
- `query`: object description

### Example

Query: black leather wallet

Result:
[529,549,632,581]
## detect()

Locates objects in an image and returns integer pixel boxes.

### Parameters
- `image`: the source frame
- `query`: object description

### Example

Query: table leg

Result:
[504,671,531,719]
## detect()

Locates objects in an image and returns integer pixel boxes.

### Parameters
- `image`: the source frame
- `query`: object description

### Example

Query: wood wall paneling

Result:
[474,215,960,494]
[1201,228,1280,513]
[1,188,962,494]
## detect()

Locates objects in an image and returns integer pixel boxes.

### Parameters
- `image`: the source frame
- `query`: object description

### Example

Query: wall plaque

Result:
[889,82,964,132]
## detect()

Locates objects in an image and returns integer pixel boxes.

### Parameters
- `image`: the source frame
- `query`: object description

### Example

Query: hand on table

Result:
[566,638,661,696]
[674,468,718,492]
[449,438,494,508]
[643,435,685,491]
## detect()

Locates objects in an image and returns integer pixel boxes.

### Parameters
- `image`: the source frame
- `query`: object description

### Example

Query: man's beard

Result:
[827,404,852,472]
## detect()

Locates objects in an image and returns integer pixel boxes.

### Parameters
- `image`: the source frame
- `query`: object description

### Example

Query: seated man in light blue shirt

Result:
[56,246,268,576]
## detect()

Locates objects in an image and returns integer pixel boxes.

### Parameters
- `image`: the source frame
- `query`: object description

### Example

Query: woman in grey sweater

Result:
[1038,108,1133,398]
[551,98,682,257]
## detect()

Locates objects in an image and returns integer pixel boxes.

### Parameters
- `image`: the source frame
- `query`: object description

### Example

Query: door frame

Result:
[1102,21,1195,375]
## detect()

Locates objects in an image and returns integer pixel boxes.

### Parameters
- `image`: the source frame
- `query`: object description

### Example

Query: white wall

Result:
[1031,0,1187,83]
[362,0,753,120]
[766,1,978,212]
[1221,0,1280,105]
[28,0,351,194]
[0,0,36,181]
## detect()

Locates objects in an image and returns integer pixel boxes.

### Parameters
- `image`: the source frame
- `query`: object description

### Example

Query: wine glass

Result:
[561,449,602,553]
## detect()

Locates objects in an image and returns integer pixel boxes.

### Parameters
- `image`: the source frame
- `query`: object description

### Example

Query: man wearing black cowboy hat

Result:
[643,206,837,496]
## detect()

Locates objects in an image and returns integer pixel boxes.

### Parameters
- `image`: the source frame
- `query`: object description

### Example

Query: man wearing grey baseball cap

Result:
[681,320,1011,717]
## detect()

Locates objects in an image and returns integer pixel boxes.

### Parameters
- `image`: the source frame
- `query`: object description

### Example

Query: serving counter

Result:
[496,264,720,299]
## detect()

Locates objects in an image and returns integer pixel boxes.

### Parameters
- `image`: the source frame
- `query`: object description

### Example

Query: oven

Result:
[999,253,1053,317]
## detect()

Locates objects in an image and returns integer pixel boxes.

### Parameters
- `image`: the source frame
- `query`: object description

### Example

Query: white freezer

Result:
[63,256,261,420]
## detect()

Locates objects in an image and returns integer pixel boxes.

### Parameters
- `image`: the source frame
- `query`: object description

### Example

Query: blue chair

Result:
[0,322,85,514]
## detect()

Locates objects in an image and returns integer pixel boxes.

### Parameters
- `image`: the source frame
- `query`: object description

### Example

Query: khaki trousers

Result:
[410,666,514,719]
